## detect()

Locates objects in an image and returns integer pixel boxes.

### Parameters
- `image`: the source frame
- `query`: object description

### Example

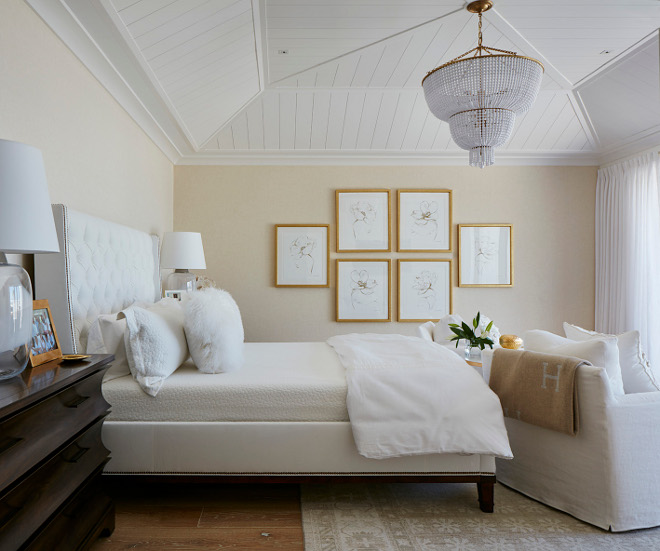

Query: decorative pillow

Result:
[417,321,435,342]
[432,314,465,345]
[119,298,188,396]
[184,288,244,374]
[87,314,130,382]
[563,323,659,394]
[522,329,625,395]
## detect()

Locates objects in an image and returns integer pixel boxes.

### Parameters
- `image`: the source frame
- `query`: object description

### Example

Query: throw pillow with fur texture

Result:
[184,288,244,373]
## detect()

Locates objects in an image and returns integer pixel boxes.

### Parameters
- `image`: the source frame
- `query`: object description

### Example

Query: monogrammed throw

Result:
[489,348,588,436]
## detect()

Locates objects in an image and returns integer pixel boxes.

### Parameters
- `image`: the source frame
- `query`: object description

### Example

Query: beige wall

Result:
[1,0,173,272]
[174,165,597,342]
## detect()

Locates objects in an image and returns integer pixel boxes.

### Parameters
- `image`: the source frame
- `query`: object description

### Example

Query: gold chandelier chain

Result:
[478,13,483,49]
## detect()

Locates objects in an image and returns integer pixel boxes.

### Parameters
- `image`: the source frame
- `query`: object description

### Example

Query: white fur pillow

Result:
[184,288,244,373]
[523,329,625,395]
[120,298,188,396]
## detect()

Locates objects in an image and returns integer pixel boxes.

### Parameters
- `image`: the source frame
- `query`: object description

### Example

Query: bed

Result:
[35,205,501,512]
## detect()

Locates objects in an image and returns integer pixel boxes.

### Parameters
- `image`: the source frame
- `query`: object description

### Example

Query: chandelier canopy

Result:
[422,0,544,168]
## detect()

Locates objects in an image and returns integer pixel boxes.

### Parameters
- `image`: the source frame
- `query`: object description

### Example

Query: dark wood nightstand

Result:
[0,355,114,551]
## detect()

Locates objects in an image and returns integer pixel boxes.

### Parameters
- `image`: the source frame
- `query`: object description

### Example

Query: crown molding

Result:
[25,0,189,163]
[176,150,599,166]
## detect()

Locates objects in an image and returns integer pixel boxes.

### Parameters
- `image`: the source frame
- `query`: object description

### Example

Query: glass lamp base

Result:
[165,270,197,293]
[0,261,32,380]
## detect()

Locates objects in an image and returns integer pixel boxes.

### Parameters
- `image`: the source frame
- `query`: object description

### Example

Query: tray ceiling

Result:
[26,0,660,164]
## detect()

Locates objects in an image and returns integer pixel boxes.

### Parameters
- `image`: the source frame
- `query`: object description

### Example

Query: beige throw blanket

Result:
[489,348,588,436]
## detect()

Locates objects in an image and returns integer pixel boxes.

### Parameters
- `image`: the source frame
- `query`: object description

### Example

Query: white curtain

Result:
[595,151,660,370]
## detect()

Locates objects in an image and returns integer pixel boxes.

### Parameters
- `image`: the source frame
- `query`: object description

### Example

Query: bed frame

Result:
[35,205,496,512]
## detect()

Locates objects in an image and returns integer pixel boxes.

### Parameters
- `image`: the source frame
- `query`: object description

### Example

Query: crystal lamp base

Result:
[0,257,32,380]
[165,269,197,293]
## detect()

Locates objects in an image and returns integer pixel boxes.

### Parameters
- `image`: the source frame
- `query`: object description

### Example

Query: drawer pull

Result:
[0,436,22,456]
[64,395,89,408]
[64,443,90,463]
[0,503,22,530]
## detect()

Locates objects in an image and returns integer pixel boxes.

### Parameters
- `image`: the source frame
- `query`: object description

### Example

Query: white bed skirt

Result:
[102,421,496,476]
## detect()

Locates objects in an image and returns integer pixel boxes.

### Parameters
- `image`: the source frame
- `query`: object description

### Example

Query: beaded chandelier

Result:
[422,0,544,168]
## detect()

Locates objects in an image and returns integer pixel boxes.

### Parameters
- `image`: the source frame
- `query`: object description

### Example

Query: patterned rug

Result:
[301,482,660,550]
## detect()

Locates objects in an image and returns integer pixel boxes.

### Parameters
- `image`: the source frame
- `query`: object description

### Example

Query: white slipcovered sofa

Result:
[481,348,660,532]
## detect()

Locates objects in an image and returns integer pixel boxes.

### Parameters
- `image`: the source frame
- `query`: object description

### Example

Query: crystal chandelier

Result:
[422,0,544,168]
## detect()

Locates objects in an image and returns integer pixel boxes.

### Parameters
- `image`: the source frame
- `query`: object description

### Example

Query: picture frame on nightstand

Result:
[29,299,63,367]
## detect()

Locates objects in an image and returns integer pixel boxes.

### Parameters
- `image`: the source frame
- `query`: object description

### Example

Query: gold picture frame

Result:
[275,224,330,287]
[336,259,391,322]
[29,299,63,367]
[336,189,391,252]
[398,259,453,322]
[458,224,514,287]
[397,189,452,252]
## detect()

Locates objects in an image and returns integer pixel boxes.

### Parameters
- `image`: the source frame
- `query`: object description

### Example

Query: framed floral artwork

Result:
[397,189,452,252]
[336,259,391,322]
[336,189,391,252]
[275,224,329,287]
[398,260,452,322]
[458,224,513,287]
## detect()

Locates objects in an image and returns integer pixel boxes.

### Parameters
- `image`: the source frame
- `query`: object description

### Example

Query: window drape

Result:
[595,151,660,371]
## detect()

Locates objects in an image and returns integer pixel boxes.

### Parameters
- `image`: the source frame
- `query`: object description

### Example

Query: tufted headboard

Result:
[34,205,161,354]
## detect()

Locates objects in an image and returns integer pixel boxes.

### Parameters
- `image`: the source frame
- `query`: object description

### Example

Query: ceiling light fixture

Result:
[422,0,544,168]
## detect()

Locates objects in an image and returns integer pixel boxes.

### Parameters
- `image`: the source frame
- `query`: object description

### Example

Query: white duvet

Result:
[327,333,513,460]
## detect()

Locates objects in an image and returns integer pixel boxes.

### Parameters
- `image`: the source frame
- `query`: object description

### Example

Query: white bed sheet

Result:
[102,342,349,422]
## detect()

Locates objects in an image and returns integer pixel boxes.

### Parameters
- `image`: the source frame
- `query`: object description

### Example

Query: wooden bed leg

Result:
[477,477,494,513]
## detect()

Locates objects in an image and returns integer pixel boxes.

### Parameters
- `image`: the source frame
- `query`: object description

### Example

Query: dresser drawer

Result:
[0,419,109,551]
[24,474,113,551]
[0,370,108,494]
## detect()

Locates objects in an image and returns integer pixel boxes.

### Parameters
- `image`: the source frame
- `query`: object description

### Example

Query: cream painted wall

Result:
[174,165,597,342]
[0,0,172,273]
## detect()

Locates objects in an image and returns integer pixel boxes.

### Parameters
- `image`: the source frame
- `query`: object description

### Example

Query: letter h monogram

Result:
[541,362,562,392]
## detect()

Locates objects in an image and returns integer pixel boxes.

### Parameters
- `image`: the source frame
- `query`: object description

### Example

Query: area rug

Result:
[301,482,660,550]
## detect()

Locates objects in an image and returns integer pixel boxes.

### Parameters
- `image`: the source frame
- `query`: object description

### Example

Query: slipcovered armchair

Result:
[482,349,660,532]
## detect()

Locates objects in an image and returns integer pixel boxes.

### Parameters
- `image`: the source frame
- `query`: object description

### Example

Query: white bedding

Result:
[102,342,348,422]
[328,333,513,460]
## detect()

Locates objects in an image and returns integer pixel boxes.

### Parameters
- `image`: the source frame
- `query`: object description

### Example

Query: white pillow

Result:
[184,288,244,373]
[563,323,659,394]
[417,321,435,342]
[87,314,130,382]
[432,314,464,345]
[522,329,625,395]
[120,298,188,396]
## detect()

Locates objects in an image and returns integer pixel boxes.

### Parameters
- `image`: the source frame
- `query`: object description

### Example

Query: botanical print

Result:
[337,260,390,321]
[350,269,379,310]
[289,234,317,274]
[398,191,450,251]
[399,260,451,321]
[276,225,328,286]
[350,201,377,240]
[410,201,439,240]
[337,191,390,251]
[459,225,512,286]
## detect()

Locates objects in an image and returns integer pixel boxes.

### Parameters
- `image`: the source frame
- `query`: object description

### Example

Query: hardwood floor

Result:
[90,481,304,550]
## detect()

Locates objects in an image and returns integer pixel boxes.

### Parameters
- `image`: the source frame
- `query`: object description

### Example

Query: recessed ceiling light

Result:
[278,49,289,55]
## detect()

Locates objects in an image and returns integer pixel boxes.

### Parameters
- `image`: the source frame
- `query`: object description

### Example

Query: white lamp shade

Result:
[160,232,206,270]
[0,140,59,254]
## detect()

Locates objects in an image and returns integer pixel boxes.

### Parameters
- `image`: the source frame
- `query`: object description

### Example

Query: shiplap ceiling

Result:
[30,0,660,163]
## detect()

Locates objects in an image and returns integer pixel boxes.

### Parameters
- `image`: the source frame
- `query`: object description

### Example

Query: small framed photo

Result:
[29,299,63,367]
[398,260,452,322]
[336,189,390,252]
[275,224,329,287]
[164,290,185,300]
[336,259,391,322]
[398,189,452,252]
[458,224,513,287]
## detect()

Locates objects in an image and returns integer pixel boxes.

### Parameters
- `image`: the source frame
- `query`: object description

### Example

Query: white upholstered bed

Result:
[35,205,499,511]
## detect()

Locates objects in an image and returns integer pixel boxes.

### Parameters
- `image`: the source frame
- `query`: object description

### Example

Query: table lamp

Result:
[0,140,59,380]
[160,232,206,293]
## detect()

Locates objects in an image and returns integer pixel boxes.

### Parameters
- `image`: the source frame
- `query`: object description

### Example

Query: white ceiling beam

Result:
[251,0,268,90]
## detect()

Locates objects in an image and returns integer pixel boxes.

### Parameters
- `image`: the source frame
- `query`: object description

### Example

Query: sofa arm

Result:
[417,321,434,342]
